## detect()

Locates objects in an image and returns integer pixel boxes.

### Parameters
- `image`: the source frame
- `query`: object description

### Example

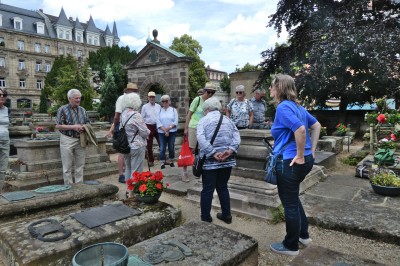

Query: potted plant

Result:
[333,123,348,136]
[126,171,169,203]
[370,169,400,196]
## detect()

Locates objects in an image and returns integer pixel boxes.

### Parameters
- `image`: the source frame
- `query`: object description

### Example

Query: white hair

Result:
[160,94,170,103]
[254,88,266,94]
[120,93,142,111]
[203,97,221,112]
[67,89,81,99]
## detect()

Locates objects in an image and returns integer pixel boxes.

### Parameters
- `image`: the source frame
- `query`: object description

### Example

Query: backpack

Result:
[112,113,136,154]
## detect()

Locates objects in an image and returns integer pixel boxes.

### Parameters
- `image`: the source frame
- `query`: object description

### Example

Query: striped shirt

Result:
[56,104,89,138]
[0,106,9,141]
[197,110,241,170]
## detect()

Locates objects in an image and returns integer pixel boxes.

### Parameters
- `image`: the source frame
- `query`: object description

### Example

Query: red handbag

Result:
[177,137,194,167]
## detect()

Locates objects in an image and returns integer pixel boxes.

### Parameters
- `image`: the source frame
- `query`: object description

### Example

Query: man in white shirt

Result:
[107,82,138,183]
[141,91,161,167]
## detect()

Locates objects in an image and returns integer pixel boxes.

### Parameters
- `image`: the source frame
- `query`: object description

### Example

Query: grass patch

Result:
[271,204,285,224]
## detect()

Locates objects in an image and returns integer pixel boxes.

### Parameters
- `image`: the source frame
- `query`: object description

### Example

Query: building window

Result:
[35,43,41,53]
[18,59,25,70]
[88,37,92,45]
[0,37,4,47]
[0,57,5,67]
[36,61,41,71]
[65,31,70,40]
[77,33,82,42]
[0,78,5,88]
[0,15,2,27]
[19,79,26,88]
[44,44,50,53]
[77,50,82,58]
[107,41,112,47]
[45,62,51,72]
[17,40,25,50]
[13,17,23,30]
[36,22,44,34]
[94,37,98,45]
[37,79,43,89]
[58,30,64,39]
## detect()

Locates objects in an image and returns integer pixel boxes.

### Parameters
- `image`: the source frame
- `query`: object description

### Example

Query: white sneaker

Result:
[299,237,312,246]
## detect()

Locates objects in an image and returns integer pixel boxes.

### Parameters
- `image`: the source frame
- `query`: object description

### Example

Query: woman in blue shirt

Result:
[156,95,178,170]
[269,74,321,256]
[197,97,240,223]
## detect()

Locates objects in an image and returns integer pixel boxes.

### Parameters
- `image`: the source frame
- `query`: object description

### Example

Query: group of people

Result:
[187,75,321,258]
[0,74,321,258]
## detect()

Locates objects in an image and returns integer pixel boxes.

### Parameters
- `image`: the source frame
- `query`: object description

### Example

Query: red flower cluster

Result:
[126,171,169,197]
[377,114,386,124]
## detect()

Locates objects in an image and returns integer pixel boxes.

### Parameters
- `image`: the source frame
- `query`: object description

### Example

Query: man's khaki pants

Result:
[60,134,86,184]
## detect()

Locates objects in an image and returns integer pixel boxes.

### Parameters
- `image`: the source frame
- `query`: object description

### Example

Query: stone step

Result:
[127,221,258,265]
[0,200,181,266]
[186,165,326,220]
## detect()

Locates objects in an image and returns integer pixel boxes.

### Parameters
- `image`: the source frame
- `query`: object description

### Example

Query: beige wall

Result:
[229,71,261,101]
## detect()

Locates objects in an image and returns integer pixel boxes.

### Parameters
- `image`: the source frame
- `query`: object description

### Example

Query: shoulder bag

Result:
[192,114,223,177]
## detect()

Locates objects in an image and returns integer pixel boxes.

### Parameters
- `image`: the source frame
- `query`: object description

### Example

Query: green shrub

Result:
[371,170,400,187]
[271,204,285,224]
[341,156,360,166]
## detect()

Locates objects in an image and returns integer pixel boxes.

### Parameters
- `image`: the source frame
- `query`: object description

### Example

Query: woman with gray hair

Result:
[156,95,178,171]
[120,93,150,195]
[197,97,240,223]
[226,85,254,129]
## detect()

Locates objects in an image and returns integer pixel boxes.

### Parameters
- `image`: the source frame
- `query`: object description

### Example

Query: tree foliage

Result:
[236,62,261,72]
[169,34,208,100]
[220,75,231,93]
[42,55,94,110]
[88,45,136,94]
[98,65,119,121]
[258,0,400,111]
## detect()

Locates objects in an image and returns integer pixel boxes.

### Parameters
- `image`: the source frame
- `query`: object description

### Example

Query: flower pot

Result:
[370,182,400,197]
[135,192,162,204]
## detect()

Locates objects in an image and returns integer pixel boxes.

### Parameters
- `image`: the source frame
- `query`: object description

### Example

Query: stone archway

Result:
[124,30,193,120]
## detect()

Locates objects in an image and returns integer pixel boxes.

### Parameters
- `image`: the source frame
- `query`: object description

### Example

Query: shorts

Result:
[188,127,198,149]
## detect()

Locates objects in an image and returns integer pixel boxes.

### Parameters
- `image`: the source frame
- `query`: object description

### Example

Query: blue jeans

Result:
[158,132,176,162]
[200,167,232,221]
[276,154,314,251]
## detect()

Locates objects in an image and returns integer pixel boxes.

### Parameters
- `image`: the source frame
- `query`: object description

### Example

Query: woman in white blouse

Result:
[156,95,178,170]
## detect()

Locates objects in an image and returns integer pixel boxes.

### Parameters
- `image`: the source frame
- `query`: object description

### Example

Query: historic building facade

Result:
[0,3,119,111]
[205,65,229,107]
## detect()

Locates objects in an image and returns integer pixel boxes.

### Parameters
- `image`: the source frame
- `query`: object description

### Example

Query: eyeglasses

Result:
[161,100,169,103]
[148,96,155,98]
[206,90,215,95]
[0,93,7,97]
[236,91,243,94]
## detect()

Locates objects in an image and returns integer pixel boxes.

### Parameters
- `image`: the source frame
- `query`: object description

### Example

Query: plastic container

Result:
[72,242,129,266]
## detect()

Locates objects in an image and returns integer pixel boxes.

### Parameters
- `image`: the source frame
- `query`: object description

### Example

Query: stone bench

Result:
[128,221,258,265]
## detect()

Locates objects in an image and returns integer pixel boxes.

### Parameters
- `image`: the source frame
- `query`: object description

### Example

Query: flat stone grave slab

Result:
[289,245,384,265]
[0,200,181,266]
[128,221,258,265]
[0,183,118,222]
[314,151,336,169]
[302,194,400,245]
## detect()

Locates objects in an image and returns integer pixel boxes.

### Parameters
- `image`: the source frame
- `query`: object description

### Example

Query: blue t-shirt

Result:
[271,100,317,159]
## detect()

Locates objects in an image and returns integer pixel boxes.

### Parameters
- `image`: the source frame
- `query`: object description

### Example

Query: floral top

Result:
[227,98,254,128]
[120,109,150,150]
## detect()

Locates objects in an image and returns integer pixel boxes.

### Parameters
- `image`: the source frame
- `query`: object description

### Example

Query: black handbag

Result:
[192,114,223,177]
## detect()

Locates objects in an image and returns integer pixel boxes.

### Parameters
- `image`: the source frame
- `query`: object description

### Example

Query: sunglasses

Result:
[148,96,155,98]
[161,100,169,103]
[236,91,243,94]
[0,93,7,97]
[206,90,215,95]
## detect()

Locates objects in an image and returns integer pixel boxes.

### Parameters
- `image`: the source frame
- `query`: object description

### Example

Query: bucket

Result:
[72,242,129,266]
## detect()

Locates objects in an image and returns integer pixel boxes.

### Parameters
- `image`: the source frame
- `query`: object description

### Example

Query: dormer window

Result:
[36,22,45,34]
[58,29,64,39]
[76,33,82,42]
[65,31,70,40]
[0,14,3,27]
[94,37,98,45]
[13,17,23,30]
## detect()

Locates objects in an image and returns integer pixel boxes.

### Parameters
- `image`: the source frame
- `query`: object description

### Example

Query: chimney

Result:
[39,9,43,12]
[69,17,73,21]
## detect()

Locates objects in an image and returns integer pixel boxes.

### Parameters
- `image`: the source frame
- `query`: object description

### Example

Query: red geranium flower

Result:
[126,170,167,197]
[139,184,147,193]
[377,114,386,124]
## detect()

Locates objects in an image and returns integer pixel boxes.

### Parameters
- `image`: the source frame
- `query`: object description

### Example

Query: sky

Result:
[2,0,288,74]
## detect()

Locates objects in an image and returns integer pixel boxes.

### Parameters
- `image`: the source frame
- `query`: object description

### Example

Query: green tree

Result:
[88,45,137,95]
[220,75,231,93]
[98,65,119,121]
[169,34,208,100]
[258,0,400,111]
[237,62,261,72]
[45,55,94,110]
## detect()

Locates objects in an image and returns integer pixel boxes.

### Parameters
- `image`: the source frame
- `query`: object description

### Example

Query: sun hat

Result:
[204,82,216,91]
[124,82,138,92]
[148,91,156,97]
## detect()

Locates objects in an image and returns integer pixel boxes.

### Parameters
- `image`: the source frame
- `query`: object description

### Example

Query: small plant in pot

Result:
[370,169,400,197]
